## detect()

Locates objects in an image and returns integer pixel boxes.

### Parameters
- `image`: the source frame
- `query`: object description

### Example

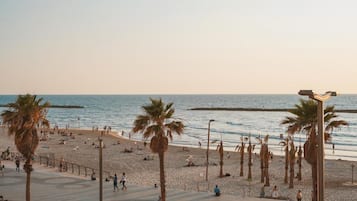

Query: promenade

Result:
[0,161,278,201]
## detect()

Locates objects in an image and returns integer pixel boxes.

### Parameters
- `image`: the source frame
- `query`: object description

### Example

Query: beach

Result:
[1,126,357,201]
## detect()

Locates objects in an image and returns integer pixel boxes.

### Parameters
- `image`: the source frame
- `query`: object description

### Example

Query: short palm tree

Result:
[281,99,348,200]
[1,94,50,201]
[132,98,184,201]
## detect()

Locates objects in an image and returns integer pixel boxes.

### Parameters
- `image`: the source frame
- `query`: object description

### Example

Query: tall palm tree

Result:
[216,139,224,178]
[297,144,303,181]
[247,134,254,180]
[279,136,290,184]
[1,94,50,201]
[235,135,248,177]
[132,98,184,201]
[289,141,297,188]
[257,135,270,186]
[281,99,348,201]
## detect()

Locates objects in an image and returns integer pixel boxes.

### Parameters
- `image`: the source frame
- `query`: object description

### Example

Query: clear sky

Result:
[1,0,356,94]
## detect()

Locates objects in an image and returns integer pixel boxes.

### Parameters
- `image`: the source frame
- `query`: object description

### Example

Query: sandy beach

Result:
[1,126,357,201]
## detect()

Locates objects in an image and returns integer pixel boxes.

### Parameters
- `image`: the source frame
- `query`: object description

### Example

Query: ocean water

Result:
[1,94,357,161]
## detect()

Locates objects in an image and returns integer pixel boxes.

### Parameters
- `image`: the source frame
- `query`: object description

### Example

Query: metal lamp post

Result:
[298,90,336,201]
[206,119,215,181]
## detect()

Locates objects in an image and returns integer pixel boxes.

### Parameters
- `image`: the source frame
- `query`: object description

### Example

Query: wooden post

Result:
[85,167,87,177]
[72,163,74,174]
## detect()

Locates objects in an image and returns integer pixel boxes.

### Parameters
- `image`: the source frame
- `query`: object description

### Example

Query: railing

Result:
[38,156,111,179]
[1,151,112,179]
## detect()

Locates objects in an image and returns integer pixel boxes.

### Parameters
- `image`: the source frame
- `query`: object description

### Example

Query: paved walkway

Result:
[0,161,278,201]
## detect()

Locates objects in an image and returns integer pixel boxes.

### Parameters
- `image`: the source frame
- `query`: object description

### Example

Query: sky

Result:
[1,0,357,95]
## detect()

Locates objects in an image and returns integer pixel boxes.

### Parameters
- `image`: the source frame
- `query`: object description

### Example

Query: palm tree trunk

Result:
[289,158,295,188]
[260,150,264,183]
[219,142,224,178]
[298,146,302,181]
[247,145,252,180]
[158,150,166,201]
[24,158,32,201]
[305,130,318,201]
[265,154,270,186]
[219,159,223,178]
[289,143,295,188]
[264,145,270,186]
[240,143,244,176]
[312,163,317,201]
[284,146,288,184]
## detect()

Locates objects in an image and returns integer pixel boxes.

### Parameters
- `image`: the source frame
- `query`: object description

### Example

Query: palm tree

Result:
[216,139,224,178]
[132,98,184,201]
[297,144,303,181]
[281,99,348,201]
[235,135,248,176]
[247,134,254,180]
[1,94,50,201]
[289,141,297,188]
[279,136,290,184]
[257,135,270,186]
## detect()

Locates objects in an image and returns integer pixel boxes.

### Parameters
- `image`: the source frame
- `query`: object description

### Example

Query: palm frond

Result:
[132,98,184,153]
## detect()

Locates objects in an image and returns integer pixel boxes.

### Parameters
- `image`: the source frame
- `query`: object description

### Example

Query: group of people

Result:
[0,157,20,176]
[92,170,127,190]
[113,172,127,192]
[260,185,303,200]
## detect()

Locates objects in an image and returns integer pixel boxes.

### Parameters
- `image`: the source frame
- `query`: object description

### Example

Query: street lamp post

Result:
[206,119,215,181]
[99,131,104,201]
[298,90,336,201]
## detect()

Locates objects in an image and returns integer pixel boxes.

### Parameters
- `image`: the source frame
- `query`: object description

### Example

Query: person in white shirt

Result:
[272,185,279,198]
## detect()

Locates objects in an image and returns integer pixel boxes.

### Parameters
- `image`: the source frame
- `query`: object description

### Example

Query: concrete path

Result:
[0,161,278,201]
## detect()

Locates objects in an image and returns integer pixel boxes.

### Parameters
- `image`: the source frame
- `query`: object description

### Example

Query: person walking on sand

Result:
[120,172,127,190]
[296,189,302,201]
[113,173,119,192]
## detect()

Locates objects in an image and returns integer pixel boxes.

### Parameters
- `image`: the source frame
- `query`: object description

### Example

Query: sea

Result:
[1,94,357,161]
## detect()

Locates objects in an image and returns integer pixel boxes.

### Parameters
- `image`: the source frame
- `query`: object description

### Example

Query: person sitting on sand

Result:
[214,185,221,196]
[91,171,96,181]
[296,189,302,201]
[260,186,265,198]
[271,185,279,198]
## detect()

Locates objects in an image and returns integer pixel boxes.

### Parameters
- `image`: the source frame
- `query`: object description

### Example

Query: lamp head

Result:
[325,91,337,96]
[298,90,313,96]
